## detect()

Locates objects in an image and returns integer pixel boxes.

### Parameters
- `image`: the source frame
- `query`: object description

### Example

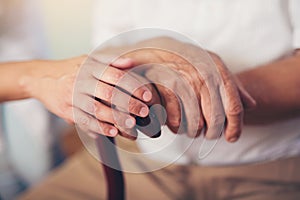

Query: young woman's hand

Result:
[21,55,153,139]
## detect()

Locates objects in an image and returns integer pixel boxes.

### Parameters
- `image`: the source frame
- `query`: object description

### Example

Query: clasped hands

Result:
[27,37,255,142]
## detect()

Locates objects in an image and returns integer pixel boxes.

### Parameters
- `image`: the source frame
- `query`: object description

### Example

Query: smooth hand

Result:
[21,55,154,139]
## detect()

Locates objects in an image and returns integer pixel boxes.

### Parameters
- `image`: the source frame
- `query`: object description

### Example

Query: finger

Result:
[79,79,150,117]
[136,105,162,138]
[83,59,152,102]
[157,85,181,134]
[75,94,136,129]
[201,80,226,140]
[77,102,137,140]
[92,65,152,102]
[111,58,134,69]
[129,73,166,131]
[116,125,137,140]
[210,60,244,141]
[176,77,203,138]
[234,76,256,110]
[216,65,244,142]
[94,103,136,129]
[143,65,202,136]
[98,82,150,118]
[74,108,118,137]
[144,67,182,134]
[220,82,244,143]
[179,96,202,138]
[128,72,161,105]
[180,88,205,138]
[196,93,206,137]
[128,74,164,138]
[91,54,134,69]
[195,105,205,137]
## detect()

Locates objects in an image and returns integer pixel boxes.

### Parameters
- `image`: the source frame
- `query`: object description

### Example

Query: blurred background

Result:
[41,0,95,163]
[0,1,94,199]
[41,0,93,59]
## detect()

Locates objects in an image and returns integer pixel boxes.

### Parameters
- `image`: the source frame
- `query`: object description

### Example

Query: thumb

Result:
[111,57,134,69]
[234,76,257,110]
[91,54,135,69]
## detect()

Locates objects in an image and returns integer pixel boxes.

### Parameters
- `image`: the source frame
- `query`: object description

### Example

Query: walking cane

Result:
[95,112,162,200]
[96,136,125,200]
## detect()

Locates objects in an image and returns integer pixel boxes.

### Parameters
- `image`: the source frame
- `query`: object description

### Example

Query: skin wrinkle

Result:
[115,40,250,141]
[132,47,226,139]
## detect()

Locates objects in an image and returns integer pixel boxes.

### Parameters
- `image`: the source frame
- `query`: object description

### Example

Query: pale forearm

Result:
[0,57,83,102]
[237,51,300,124]
[0,60,51,102]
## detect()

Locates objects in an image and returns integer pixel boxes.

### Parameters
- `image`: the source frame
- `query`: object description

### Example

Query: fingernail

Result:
[139,106,149,117]
[228,136,238,143]
[109,128,118,136]
[125,118,135,128]
[142,91,152,102]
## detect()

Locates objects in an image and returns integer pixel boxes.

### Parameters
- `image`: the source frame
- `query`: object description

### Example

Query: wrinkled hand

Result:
[22,55,155,139]
[122,37,256,142]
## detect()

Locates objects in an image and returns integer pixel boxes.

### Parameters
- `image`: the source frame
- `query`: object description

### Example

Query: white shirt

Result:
[92,0,300,165]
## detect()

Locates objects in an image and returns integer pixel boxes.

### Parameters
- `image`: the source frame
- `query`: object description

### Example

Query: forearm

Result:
[237,51,300,124]
[0,60,51,101]
[0,57,83,102]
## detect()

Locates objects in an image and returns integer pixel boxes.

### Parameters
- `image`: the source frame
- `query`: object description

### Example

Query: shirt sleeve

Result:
[289,0,300,49]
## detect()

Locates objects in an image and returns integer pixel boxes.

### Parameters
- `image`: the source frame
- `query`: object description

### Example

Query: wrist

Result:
[18,60,53,99]
[19,55,86,100]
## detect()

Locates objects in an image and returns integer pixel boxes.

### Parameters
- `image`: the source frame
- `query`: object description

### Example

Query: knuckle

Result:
[99,123,111,134]
[227,102,243,116]
[199,71,213,82]
[103,86,113,100]
[113,70,125,82]
[78,115,90,127]
[85,100,97,114]
[93,101,102,113]
[164,87,175,96]
[115,114,127,127]
[129,99,142,114]
[167,117,180,127]
[189,116,201,130]
[210,113,226,127]
[134,85,147,97]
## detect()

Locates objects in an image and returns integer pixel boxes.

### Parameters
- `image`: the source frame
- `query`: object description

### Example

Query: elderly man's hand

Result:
[122,37,256,142]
